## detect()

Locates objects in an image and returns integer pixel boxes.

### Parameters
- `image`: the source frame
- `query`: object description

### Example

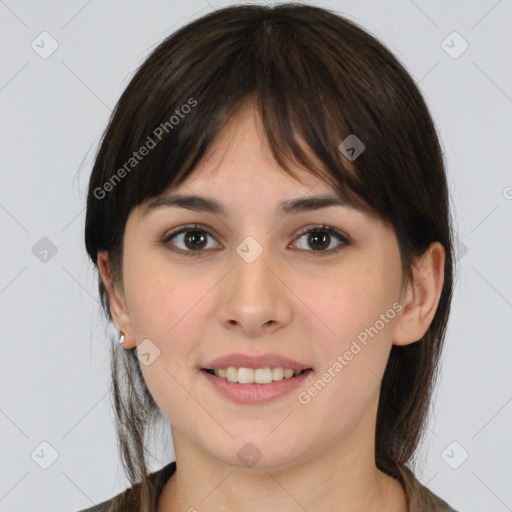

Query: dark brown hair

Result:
[84,3,454,510]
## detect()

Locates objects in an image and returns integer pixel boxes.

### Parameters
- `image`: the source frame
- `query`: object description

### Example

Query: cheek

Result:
[122,247,194,340]
[294,256,402,413]
[299,263,400,349]
[293,276,400,439]
[125,271,203,430]
[120,249,212,414]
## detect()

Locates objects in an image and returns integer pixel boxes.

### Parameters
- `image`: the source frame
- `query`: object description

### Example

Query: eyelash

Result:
[161,223,351,258]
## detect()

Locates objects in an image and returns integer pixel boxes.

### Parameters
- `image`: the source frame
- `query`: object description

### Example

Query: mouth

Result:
[201,367,313,385]
[201,365,313,404]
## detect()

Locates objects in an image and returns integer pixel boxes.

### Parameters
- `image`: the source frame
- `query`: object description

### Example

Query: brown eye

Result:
[307,232,330,251]
[163,224,221,256]
[183,230,208,250]
[292,226,350,253]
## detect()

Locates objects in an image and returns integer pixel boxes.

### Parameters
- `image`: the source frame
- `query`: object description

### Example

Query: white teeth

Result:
[254,368,273,384]
[211,366,306,384]
[225,366,238,383]
[272,367,284,381]
[237,367,254,384]
[214,368,226,379]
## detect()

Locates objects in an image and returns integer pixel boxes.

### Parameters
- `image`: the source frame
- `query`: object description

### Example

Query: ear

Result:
[392,242,445,346]
[97,251,135,349]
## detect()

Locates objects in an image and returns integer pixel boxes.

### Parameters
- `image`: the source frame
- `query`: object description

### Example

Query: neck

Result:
[157,431,406,512]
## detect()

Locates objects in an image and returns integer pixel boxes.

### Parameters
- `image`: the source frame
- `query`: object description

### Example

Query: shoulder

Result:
[400,465,459,512]
[75,461,176,512]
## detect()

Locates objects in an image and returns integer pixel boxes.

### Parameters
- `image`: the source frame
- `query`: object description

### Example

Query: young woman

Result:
[82,4,457,511]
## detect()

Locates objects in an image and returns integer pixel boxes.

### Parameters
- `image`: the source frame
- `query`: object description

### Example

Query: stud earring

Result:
[119,330,125,345]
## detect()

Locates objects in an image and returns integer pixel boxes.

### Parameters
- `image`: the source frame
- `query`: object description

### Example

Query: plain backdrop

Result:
[1,0,511,510]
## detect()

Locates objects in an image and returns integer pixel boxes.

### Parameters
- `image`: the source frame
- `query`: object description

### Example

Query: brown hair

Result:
[84,3,454,510]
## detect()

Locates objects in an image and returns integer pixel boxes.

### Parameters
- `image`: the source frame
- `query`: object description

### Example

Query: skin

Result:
[98,101,445,512]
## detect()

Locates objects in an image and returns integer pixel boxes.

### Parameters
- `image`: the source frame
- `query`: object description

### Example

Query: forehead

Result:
[165,101,335,196]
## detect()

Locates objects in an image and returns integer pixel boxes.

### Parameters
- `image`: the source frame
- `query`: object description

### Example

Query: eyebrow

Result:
[143,193,357,218]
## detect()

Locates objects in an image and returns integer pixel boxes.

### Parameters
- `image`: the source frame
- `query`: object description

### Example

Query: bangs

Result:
[94,6,410,229]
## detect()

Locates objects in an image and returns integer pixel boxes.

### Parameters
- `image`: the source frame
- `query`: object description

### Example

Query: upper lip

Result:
[202,353,312,371]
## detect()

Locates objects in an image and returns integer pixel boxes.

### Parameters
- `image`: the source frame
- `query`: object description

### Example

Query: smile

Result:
[201,367,313,404]
[203,366,310,384]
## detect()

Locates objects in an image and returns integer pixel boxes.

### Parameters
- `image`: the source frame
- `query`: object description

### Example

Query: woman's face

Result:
[113,102,409,470]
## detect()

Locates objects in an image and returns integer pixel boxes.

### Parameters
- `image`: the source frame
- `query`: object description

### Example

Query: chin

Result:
[208,436,305,472]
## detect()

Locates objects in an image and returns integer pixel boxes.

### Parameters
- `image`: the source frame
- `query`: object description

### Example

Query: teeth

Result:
[225,366,238,383]
[238,367,255,384]
[212,366,306,384]
[272,367,284,381]
[254,368,273,384]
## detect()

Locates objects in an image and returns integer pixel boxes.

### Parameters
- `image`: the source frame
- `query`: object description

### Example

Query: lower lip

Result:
[201,370,312,404]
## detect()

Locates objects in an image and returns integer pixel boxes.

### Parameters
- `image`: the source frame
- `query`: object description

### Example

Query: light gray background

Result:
[1,0,511,510]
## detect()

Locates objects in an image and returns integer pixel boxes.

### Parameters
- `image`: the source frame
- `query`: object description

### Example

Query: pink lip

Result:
[201,369,312,404]
[203,353,312,371]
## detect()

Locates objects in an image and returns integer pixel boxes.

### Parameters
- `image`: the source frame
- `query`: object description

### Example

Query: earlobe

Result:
[392,242,445,346]
[97,251,135,348]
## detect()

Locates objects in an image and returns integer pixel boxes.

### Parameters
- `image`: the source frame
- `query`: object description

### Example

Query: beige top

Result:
[78,461,458,511]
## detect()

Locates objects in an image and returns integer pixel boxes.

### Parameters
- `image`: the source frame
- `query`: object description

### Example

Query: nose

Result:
[217,240,292,337]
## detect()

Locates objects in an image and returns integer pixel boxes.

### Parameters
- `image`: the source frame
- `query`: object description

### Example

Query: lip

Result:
[201,368,313,404]
[202,352,312,371]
